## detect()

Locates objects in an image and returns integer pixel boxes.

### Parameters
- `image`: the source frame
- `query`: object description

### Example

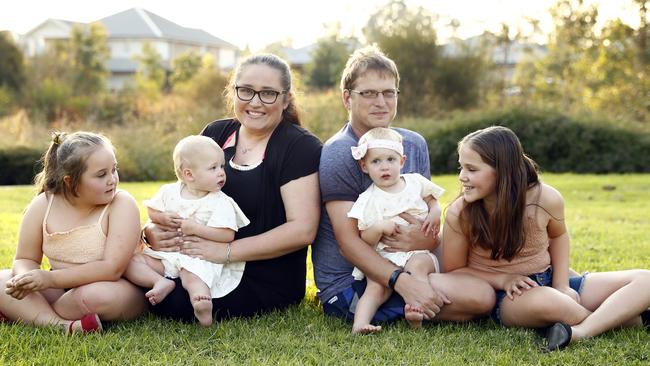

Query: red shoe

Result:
[0,310,9,323]
[68,313,103,334]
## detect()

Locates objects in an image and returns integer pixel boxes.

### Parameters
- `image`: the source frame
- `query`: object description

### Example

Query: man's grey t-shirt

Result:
[312,122,431,302]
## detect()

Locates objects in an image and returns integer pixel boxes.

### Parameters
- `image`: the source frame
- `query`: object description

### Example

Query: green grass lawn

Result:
[0,174,648,365]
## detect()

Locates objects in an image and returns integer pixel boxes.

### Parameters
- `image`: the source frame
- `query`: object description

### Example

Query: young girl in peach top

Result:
[0,131,147,333]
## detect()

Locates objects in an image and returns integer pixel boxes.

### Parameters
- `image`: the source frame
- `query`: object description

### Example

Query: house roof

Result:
[99,8,238,50]
[24,18,83,38]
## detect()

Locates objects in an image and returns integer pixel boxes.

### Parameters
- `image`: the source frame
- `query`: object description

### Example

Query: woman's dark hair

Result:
[226,53,301,125]
[458,126,540,261]
[34,131,113,201]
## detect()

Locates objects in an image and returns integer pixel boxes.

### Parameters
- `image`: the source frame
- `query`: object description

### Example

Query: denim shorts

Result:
[322,279,405,324]
[492,266,587,324]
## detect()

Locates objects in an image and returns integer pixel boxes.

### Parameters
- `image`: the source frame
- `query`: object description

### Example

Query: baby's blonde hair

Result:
[358,127,403,146]
[173,135,222,181]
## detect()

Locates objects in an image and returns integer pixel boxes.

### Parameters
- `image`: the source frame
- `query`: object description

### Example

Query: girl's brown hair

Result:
[34,131,114,201]
[458,126,540,261]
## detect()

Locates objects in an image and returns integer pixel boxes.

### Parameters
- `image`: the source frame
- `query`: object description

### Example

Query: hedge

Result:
[0,147,43,185]
[423,109,650,174]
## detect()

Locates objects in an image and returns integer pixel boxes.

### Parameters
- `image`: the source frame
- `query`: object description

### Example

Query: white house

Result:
[21,8,239,90]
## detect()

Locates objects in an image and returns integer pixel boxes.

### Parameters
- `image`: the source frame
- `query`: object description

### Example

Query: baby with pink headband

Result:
[347,127,445,334]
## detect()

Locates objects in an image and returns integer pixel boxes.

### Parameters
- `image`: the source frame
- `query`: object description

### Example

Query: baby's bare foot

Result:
[405,304,424,329]
[191,295,213,326]
[352,323,382,334]
[146,278,176,306]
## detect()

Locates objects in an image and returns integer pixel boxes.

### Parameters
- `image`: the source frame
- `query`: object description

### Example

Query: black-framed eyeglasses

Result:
[235,86,287,104]
[348,89,400,99]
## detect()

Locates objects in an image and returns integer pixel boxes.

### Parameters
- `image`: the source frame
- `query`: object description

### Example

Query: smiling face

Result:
[359,147,405,192]
[72,145,119,205]
[234,64,289,134]
[458,143,498,207]
[344,70,398,137]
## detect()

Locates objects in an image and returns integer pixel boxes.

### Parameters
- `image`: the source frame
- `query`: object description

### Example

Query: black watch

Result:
[388,268,411,290]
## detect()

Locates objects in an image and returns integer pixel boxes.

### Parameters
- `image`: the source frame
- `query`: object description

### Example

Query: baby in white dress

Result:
[347,127,444,334]
[125,135,249,326]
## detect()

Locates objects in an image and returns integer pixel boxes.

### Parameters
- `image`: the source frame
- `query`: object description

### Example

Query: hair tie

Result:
[51,132,66,146]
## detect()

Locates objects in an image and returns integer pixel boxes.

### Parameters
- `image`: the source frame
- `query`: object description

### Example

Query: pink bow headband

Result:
[351,139,404,160]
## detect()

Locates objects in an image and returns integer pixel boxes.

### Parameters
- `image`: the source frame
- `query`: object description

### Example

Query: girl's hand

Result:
[502,274,538,300]
[6,270,52,298]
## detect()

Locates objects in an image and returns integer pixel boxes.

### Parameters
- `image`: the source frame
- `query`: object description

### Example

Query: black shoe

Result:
[641,310,650,330]
[545,322,572,351]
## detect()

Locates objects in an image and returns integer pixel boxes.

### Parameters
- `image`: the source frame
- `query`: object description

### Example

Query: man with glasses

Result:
[312,45,495,327]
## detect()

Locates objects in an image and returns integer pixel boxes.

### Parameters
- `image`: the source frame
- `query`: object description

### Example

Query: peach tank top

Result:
[41,194,111,265]
[468,212,551,276]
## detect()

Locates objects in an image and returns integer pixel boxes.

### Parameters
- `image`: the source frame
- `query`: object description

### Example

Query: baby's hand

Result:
[179,218,200,236]
[157,212,182,228]
[421,210,441,237]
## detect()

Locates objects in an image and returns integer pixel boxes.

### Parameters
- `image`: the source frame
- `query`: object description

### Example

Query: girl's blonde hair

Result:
[358,127,402,146]
[34,131,114,201]
[173,135,222,181]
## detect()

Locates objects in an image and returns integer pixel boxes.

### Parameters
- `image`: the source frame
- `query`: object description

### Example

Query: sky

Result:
[0,0,640,51]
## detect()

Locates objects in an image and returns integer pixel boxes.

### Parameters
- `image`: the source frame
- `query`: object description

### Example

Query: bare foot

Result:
[191,295,213,326]
[352,323,382,334]
[405,304,424,329]
[146,278,176,306]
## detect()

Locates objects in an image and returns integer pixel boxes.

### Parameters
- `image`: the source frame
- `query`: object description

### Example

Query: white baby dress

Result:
[347,174,444,280]
[143,182,250,298]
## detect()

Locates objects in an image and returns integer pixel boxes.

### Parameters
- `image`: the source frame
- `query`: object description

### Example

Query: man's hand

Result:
[382,212,438,252]
[394,272,450,320]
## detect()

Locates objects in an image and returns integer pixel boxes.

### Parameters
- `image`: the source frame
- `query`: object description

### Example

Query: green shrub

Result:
[0,146,42,185]
[423,108,650,174]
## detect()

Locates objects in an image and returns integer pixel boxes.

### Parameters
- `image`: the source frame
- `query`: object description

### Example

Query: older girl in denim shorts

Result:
[442,126,650,351]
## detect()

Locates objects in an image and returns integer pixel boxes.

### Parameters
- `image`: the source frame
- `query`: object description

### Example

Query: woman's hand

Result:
[5,270,52,299]
[180,236,228,263]
[145,222,182,252]
[502,274,539,300]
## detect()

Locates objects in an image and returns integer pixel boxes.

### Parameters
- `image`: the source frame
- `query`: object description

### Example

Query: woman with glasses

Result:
[144,54,322,322]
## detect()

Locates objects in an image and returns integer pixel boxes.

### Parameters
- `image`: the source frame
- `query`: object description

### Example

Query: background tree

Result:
[0,32,25,94]
[364,0,439,115]
[0,32,25,115]
[364,0,487,115]
[306,25,358,90]
[134,42,167,97]
[171,51,203,87]
[69,23,109,95]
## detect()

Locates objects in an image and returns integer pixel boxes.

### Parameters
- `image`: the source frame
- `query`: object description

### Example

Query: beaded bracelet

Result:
[225,242,232,264]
